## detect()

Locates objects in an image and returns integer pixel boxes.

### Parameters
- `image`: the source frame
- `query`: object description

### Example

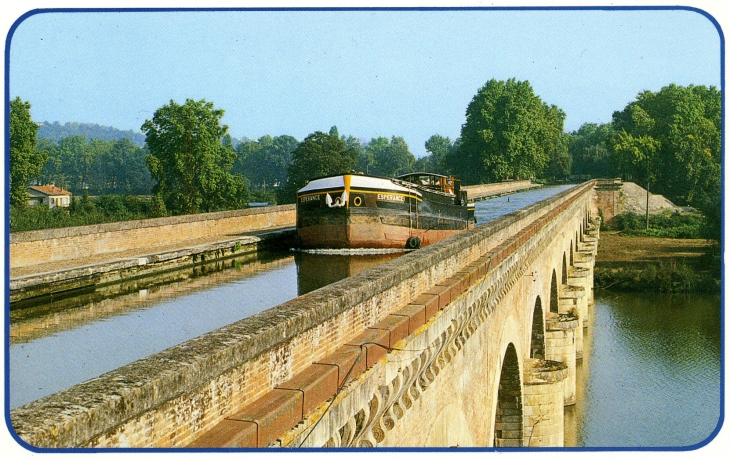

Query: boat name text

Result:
[377,193,405,203]
[300,194,321,203]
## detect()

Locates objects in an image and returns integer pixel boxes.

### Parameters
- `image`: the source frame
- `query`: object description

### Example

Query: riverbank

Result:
[594,231,720,293]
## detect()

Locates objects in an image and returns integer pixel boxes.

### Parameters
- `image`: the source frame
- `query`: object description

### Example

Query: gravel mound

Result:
[621,182,685,214]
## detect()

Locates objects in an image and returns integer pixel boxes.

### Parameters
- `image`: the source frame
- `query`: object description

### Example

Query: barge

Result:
[296,172,475,250]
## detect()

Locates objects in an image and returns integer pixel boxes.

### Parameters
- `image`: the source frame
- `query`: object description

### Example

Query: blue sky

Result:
[5,5,724,157]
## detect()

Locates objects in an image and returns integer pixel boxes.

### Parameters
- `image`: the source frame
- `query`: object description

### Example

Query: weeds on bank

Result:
[610,211,704,239]
[595,260,718,293]
[597,211,720,293]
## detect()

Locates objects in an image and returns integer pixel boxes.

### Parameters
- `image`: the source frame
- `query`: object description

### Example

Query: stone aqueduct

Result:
[10,180,605,449]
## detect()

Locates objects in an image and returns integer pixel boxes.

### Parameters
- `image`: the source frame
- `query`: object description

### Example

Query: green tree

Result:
[418,134,454,174]
[105,139,154,195]
[610,84,721,213]
[90,138,154,195]
[41,135,93,193]
[9,97,46,206]
[611,131,661,229]
[568,123,616,178]
[456,78,565,184]
[341,135,367,173]
[234,134,298,190]
[39,136,154,195]
[281,130,359,203]
[142,98,247,214]
[539,105,571,180]
[365,136,415,177]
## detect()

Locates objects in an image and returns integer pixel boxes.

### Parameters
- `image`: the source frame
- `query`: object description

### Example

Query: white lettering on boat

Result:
[377,193,405,203]
[300,194,321,203]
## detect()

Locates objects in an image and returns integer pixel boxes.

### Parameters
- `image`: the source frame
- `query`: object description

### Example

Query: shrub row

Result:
[595,260,720,293]
[9,195,162,233]
[606,211,706,239]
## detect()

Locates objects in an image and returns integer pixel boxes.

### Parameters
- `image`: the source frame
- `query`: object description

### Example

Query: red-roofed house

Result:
[28,185,72,208]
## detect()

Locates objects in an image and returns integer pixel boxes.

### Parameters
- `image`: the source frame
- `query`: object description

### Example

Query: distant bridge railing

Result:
[463,180,539,201]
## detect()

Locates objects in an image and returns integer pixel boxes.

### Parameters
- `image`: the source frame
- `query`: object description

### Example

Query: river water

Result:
[565,291,722,449]
[7,184,723,449]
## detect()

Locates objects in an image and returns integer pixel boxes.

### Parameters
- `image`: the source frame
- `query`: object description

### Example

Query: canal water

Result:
[8,184,722,449]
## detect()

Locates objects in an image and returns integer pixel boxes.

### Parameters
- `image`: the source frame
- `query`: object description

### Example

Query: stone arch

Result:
[493,343,523,447]
[550,270,559,313]
[561,253,568,285]
[530,297,545,359]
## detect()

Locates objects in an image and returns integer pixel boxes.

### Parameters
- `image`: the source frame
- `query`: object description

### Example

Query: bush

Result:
[595,260,717,293]
[123,195,151,215]
[10,195,155,232]
[95,195,126,215]
[614,212,644,232]
[609,211,703,239]
[10,205,73,231]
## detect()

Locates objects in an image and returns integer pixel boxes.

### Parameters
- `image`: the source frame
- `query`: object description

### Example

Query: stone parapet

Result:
[463,180,539,201]
[9,205,296,270]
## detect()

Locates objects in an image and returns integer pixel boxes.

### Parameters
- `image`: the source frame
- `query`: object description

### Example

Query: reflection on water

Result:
[10,251,293,345]
[10,251,297,409]
[295,250,404,295]
[565,292,721,448]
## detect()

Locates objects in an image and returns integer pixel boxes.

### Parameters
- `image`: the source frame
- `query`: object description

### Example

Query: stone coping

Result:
[10,229,293,288]
[9,205,296,242]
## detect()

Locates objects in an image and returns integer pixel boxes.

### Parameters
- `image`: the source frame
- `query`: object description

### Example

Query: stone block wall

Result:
[9,205,296,269]
[591,179,623,224]
[463,180,535,199]
[523,359,569,447]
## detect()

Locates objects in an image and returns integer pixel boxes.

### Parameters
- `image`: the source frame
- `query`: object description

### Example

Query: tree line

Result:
[567,83,721,239]
[9,78,721,240]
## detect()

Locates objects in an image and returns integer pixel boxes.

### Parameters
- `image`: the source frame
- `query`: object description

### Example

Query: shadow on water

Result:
[294,250,404,296]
